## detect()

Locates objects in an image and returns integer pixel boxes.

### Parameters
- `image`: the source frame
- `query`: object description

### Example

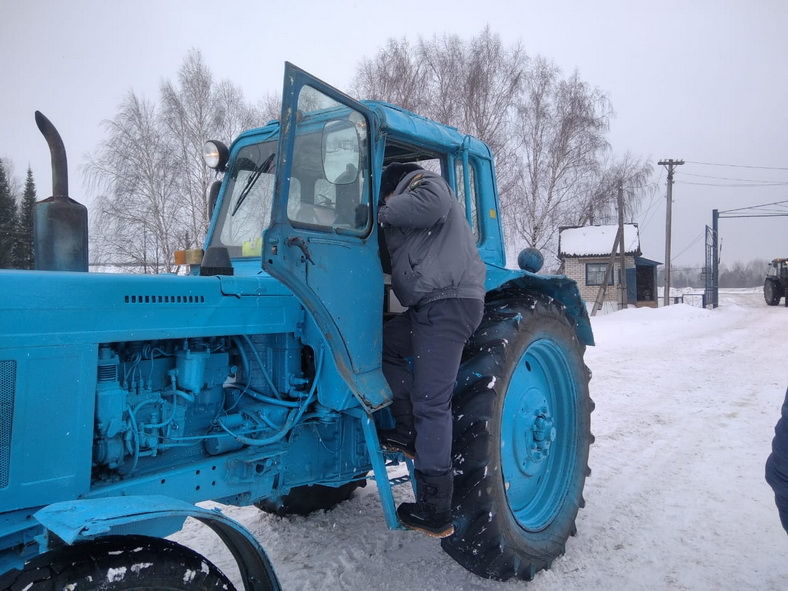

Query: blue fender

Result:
[34,495,280,591]
[485,264,595,347]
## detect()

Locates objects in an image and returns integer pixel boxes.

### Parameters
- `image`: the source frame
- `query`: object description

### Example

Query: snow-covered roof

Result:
[559,224,641,258]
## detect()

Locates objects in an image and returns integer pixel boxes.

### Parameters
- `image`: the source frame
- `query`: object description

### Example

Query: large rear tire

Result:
[764,279,781,305]
[0,535,243,590]
[442,292,593,581]
[255,479,365,516]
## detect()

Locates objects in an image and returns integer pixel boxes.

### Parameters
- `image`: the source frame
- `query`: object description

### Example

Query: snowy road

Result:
[172,289,788,590]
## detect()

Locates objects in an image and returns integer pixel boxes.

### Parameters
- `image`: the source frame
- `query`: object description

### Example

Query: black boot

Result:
[378,426,416,459]
[397,470,454,538]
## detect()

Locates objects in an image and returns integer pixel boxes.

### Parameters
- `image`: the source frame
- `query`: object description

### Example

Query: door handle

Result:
[286,236,315,264]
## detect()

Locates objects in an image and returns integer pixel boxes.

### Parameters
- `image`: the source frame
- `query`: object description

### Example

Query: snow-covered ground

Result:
[172,289,788,590]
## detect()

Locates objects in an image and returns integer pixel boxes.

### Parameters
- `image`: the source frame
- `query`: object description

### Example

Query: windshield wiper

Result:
[231,152,276,217]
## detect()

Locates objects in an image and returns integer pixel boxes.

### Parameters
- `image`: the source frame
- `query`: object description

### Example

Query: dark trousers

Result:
[382,298,484,476]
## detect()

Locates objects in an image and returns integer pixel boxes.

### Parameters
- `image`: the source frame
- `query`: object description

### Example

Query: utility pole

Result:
[658,159,684,306]
[712,209,719,308]
[617,180,628,310]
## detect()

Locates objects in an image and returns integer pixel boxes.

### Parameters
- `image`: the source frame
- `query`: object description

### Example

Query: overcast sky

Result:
[1,0,786,268]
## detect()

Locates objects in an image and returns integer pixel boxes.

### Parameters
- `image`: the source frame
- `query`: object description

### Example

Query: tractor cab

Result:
[203,63,514,411]
[767,258,788,280]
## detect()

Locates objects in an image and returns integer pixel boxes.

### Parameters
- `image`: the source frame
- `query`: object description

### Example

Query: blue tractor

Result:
[0,64,594,588]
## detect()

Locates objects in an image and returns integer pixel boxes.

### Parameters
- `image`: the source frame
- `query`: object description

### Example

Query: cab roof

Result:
[234,100,493,161]
[363,100,493,159]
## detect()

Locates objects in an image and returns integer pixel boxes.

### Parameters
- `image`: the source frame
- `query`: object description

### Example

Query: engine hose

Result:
[238,335,283,399]
[218,347,324,447]
[133,398,172,430]
[118,404,140,475]
[223,384,300,407]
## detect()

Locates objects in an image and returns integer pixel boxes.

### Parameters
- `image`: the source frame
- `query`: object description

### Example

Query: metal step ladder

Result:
[354,411,416,530]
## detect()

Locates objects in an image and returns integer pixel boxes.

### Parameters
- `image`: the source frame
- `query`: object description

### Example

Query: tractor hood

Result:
[0,270,302,348]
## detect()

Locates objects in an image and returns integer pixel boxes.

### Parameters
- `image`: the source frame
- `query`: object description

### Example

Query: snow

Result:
[106,566,127,582]
[171,289,788,590]
[559,224,640,257]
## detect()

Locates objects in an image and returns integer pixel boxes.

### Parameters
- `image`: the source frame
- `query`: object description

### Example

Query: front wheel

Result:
[764,279,782,305]
[255,479,366,516]
[0,535,244,590]
[442,292,593,581]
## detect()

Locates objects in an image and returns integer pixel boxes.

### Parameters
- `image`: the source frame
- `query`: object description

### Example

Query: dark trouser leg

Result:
[382,312,416,432]
[409,299,484,477]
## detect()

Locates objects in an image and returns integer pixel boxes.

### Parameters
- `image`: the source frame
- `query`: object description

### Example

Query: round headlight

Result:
[203,140,229,171]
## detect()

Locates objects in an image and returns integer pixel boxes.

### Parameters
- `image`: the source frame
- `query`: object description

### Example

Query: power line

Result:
[685,160,788,171]
[671,230,704,262]
[682,171,788,183]
[677,180,788,188]
[639,168,665,230]
[719,198,788,214]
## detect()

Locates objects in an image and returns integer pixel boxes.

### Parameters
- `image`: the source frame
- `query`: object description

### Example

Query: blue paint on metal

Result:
[261,63,388,411]
[34,495,281,591]
[0,61,596,582]
[354,409,404,530]
[485,265,595,346]
[0,507,46,574]
[500,339,577,530]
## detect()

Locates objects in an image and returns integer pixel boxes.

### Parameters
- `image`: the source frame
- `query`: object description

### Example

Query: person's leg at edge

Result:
[380,310,417,457]
[397,299,484,537]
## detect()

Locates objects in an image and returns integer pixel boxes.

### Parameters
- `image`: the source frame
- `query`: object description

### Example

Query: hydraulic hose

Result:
[238,335,283,399]
[218,347,324,447]
[223,384,300,407]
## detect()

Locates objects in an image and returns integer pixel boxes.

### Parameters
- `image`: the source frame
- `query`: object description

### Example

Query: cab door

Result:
[263,63,388,411]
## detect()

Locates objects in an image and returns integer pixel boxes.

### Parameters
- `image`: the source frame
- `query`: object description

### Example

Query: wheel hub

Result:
[531,408,556,459]
[500,339,579,531]
[512,401,556,473]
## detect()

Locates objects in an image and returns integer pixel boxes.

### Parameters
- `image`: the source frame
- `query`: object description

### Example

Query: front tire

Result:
[255,479,365,516]
[442,292,593,581]
[0,535,239,590]
[764,279,782,305]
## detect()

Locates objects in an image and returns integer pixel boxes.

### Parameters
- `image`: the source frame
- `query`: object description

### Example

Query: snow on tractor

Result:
[764,258,788,306]
[0,64,594,589]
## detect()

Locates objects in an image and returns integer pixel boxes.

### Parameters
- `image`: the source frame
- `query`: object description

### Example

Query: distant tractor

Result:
[764,258,788,306]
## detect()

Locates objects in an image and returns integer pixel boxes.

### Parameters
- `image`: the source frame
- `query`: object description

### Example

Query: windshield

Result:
[209,140,299,257]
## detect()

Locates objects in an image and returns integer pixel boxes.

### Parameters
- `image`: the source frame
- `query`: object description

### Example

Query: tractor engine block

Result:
[91,334,306,480]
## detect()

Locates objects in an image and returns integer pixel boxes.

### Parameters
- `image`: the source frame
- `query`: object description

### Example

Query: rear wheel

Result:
[764,279,781,305]
[0,535,239,590]
[255,479,365,516]
[442,292,593,581]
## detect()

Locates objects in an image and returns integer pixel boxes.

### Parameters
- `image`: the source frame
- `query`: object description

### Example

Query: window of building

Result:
[586,262,614,286]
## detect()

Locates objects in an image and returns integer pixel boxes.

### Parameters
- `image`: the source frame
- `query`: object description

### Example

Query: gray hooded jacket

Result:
[378,170,486,308]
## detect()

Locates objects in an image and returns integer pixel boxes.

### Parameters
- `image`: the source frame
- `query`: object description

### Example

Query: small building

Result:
[558,224,661,309]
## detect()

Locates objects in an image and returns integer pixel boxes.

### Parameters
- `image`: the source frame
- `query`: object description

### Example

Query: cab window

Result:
[286,85,371,233]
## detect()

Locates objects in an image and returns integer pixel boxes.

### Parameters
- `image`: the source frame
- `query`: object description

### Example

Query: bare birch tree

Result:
[88,92,183,273]
[355,28,524,196]
[353,38,429,112]
[353,30,652,265]
[508,59,611,252]
[88,49,264,271]
[161,49,264,247]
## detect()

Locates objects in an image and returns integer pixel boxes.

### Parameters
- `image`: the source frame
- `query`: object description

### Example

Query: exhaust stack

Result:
[33,111,88,272]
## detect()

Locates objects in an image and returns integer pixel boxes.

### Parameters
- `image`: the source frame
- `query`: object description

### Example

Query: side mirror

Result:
[322,120,359,185]
[208,180,222,217]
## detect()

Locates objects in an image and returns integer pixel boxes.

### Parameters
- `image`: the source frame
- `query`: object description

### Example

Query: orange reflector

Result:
[174,250,187,265]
